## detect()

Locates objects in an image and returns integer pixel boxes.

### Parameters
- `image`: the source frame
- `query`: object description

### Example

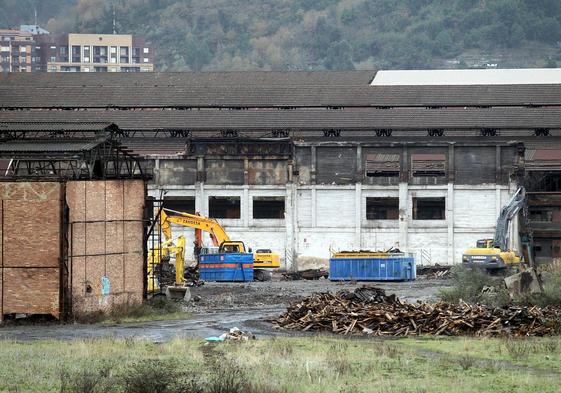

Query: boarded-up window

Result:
[413,197,445,220]
[253,197,285,219]
[366,197,399,220]
[365,154,400,177]
[209,196,240,219]
[411,154,446,177]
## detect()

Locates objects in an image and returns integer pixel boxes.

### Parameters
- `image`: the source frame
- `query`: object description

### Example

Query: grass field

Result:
[0,336,560,393]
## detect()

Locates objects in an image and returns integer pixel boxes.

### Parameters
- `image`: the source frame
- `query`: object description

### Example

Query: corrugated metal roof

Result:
[3,84,561,108]
[2,107,561,130]
[0,122,115,131]
[0,71,376,88]
[0,139,104,153]
[372,69,561,85]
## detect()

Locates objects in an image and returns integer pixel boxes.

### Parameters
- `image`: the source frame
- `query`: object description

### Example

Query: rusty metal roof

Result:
[0,139,105,153]
[0,122,116,131]
[2,107,561,130]
[0,71,376,88]
[3,84,561,108]
[411,153,446,161]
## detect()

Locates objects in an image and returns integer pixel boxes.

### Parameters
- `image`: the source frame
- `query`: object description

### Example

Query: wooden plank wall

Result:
[67,180,145,317]
[0,182,62,322]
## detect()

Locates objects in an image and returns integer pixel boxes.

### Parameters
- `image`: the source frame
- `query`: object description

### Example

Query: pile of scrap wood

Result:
[416,264,451,279]
[282,268,329,280]
[273,287,559,337]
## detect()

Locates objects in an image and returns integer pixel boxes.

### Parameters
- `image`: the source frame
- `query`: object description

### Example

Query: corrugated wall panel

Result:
[316,189,355,228]
[316,147,357,184]
[297,190,312,227]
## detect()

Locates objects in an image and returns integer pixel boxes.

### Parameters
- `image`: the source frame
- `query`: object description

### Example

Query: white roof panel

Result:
[371,68,561,85]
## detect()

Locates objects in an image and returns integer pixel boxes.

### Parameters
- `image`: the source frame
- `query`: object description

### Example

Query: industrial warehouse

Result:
[0,68,560,321]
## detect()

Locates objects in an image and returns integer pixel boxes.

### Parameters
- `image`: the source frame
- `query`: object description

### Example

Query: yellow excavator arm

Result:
[147,235,186,292]
[159,208,280,270]
[160,209,230,247]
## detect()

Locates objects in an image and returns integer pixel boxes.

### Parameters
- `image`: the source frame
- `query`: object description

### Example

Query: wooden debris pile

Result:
[416,264,451,279]
[282,268,329,281]
[273,287,559,337]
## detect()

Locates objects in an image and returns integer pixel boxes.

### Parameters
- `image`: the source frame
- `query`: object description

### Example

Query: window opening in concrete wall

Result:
[413,197,445,220]
[253,197,285,219]
[163,196,195,214]
[209,196,240,219]
[366,197,399,219]
[365,154,400,177]
[411,154,446,177]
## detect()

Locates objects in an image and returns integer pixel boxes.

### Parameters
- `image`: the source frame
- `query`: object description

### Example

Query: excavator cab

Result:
[476,239,494,248]
[219,241,248,254]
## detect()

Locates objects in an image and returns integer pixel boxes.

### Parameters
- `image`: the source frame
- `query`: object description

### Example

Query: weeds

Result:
[438,266,510,307]
[502,339,532,360]
[60,361,114,393]
[74,297,184,324]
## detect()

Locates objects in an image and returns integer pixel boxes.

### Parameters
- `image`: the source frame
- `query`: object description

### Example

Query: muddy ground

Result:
[0,276,450,342]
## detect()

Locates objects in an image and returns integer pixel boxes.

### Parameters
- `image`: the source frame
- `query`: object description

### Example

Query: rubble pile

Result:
[282,268,329,281]
[273,287,559,337]
[416,264,451,279]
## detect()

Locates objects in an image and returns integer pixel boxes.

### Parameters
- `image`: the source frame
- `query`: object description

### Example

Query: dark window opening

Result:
[163,197,195,214]
[209,196,240,219]
[411,154,446,177]
[365,154,400,177]
[366,198,399,220]
[413,197,445,220]
[253,197,285,219]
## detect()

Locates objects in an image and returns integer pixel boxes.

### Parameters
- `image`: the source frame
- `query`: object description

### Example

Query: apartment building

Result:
[36,33,154,72]
[0,29,40,72]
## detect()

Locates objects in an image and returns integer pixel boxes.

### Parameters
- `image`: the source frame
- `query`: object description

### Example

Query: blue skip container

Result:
[199,252,254,282]
[329,257,416,281]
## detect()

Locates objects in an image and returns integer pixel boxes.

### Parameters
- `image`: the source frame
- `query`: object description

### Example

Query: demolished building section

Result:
[1,71,561,271]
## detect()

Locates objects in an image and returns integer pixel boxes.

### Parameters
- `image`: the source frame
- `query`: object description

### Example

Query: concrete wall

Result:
[148,141,520,270]
[149,182,516,269]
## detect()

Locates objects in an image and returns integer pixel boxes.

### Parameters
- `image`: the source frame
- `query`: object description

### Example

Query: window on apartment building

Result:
[209,196,241,219]
[50,56,56,62]
[366,198,399,220]
[143,57,149,63]
[412,197,445,220]
[60,46,67,55]
[365,154,400,177]
[411,154,446,177]
[253,197,285,219]
[163,196,196,214]
[143,47,149,53]
[72,45,80,62]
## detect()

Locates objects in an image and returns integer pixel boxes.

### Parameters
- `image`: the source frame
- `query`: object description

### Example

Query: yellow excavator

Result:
[147,235,190,299]
[160,209,280,281]
[462,187,525,270]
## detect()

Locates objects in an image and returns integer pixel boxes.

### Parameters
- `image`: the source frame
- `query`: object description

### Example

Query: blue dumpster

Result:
[199,252,254,282]
[329,257,416,281]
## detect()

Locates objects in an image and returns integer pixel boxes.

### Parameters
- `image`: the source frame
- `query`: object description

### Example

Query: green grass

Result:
[0,336,560,393]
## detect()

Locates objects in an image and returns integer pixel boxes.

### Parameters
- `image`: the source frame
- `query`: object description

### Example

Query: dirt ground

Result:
[0,276,450,342]
[187,274,451,312]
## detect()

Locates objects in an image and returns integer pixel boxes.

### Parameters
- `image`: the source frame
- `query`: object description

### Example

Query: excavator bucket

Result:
[165,285,191,301]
